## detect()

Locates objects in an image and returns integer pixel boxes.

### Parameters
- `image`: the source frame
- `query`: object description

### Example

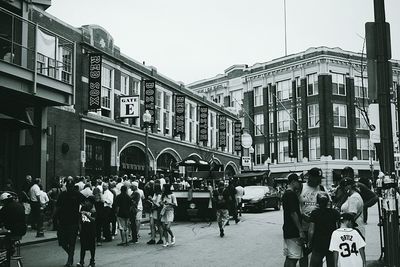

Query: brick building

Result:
[189,47,400,186]
[0,0,240,189]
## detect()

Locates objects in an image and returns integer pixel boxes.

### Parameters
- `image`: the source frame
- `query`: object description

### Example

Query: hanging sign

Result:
[234,121,242,151]
[175,95,185,136]
[218,115,227,147]
[88,53,102,110]
[199,106,209,142]
[144,80,156,124]
[120,96,140,118]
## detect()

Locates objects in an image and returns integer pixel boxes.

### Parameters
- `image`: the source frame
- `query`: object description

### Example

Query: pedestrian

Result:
[308,192,340,267]
[81,183,93,198]
[339,178,365,239]
[147,184,163,245]
[160,183,177,247]
[37,184,49,237]
[329,213,366,267]
[334,167,377,225]
[227,179,239,224]
[235,182,245,217]
[20,175,32,228]
[48,180,62,230]
[282,173,304,267]
[213,181,230,238]
[299,167,326,267]
[376,172,384,196]
[29,178,42,237]
[92,187,104,246]
[130,181,144,243]
[101,183,113,242]
[0,192,27,237]
[77,196,96,267]
[114,185,131,246]
[56,177,84,267]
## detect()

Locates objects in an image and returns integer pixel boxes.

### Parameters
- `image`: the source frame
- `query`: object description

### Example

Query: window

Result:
[298,139,303,162]
[333,104,347,128]
[296,77,301,98]
[230,90,243,110]
[309,137,320,160]
[276,79,292,100]
[357,138,375,160]
[334,136,348,160]
[255,143,265,165]
[278,141,290,163]
[254,114,264,136]
[332,73,346,95]
[163,93,172,135]
[308,104,319,128]
[354,76,368,98]
[268,86,273,104]
[120,74,128,95]
[269,112,274,134]
[208,112,216,148]
[278,110,292,132]
[297,108,302,130]
[101,64,113,117]
[254,86,263,106]
[355,108,369,129]
[185,102,197,143]
[227,119,233,153]
[307,73,318,96]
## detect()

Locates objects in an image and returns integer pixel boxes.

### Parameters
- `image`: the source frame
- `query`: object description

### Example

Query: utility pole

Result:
[366,0,399,266]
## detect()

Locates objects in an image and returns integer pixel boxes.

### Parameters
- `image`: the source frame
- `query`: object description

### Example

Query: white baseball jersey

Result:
[329,228,366,267]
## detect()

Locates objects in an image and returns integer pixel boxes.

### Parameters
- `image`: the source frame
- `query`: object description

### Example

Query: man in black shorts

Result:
[282,173,304,267]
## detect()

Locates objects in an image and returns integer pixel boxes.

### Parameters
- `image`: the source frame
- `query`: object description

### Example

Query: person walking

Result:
[101,183,113,242]
[282,173,304,267]
[160,183,177,247]
[77,196,96,267]
[235,182,245,217]
[299,167,326,267]
[329,213,366,267]
[339,178,365,239]
[131,181,144,243]
[147,184,163,245]
[37,184,49,237]
[29,178,42,237]
[213,181,230,238]
[308,192,340,267]
[56,177,84,267]
[92,187,103,246]
[114,185,131,246]
[227,179,239,224]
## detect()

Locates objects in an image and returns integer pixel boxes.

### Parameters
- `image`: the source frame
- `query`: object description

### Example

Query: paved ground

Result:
[19,205,383,267]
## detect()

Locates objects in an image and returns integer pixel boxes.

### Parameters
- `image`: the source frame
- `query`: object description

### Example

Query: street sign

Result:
[241,133,252,149]
[241,156,251,167]
[120,96,139,118]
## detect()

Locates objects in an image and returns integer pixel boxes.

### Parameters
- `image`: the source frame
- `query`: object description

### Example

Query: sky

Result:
[47,0,400,84]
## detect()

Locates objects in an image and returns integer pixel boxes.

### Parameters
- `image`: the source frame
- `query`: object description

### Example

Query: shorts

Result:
[216,209,229,224]
[135,211,142,221]
[283,238,304,259]
[117,217,129,231]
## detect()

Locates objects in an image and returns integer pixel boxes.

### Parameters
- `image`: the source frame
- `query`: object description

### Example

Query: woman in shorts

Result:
[160,184,177,247]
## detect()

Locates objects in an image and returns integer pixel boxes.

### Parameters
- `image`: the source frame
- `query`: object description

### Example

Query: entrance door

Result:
[85,138,111,178]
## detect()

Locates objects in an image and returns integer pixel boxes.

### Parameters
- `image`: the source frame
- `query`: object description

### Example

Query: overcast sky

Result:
[47,0,400,84]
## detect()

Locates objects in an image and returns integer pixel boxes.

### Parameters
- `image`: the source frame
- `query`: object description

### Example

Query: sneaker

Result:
[162,242,169,247]
[235,218,240,224]
[225,221,230,226]
[117,242,125,246]
[157,239,164,245]
[147,239,156,245]
[219,229,224,238]
[170,236,175,245]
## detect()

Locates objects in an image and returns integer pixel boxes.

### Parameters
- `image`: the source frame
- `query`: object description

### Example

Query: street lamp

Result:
[143,110,152,180]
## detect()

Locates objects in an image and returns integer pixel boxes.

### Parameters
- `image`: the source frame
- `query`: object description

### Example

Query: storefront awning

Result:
[269,171,303,180]
[177,155,209,167]
[0,113,35,129]
[233,171,269,178]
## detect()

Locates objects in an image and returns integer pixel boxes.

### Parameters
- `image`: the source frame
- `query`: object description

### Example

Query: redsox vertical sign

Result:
[199,106,208,142]
[144,80,156,124]
[175,95,185,136]
[88,54,102,110]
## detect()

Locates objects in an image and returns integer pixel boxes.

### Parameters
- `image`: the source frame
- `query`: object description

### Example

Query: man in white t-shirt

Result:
[329,213,366,267]
[235,184,245,217]
[29,178,42,237]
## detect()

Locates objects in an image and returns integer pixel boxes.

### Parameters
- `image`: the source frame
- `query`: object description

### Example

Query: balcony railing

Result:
[0,7,74,85]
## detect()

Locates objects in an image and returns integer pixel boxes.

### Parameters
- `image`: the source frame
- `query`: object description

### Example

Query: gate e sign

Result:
[120,96,139,118]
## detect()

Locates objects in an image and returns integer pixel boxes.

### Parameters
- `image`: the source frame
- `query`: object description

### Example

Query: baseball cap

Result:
[308,167,322,178]
[288,173,301,183]
[340,212,358,227]
[0,192,12,201]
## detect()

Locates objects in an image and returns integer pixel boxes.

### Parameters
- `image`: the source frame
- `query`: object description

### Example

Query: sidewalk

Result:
[365,203,385,267]
[21,215,150,246]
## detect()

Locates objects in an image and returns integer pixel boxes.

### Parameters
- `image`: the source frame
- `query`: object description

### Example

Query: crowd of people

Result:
[282,166,378,267]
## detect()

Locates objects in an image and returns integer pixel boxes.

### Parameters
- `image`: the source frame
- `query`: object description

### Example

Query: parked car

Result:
[242,186,281,212]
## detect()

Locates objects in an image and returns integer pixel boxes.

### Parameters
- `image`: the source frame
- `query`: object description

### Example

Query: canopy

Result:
[177,155,209,167]
[0,113,35,129]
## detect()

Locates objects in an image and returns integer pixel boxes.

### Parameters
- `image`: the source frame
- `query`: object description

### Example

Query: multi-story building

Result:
[189,47,400,186]
[0,0,240,189]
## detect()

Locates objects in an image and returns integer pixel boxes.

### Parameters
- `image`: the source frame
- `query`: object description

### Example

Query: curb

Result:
[21,219,150,246]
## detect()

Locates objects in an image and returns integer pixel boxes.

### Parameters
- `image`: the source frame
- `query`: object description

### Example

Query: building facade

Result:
[189,47,400,186]
[0,0,240,190]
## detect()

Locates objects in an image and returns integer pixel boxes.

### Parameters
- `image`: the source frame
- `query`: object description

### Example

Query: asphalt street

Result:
[20,205,382,267]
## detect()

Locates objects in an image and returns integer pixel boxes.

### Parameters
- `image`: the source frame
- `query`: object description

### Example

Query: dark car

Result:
[242,186,281,212]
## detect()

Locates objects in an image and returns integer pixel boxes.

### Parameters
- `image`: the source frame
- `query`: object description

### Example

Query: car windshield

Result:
[244,187,268,198]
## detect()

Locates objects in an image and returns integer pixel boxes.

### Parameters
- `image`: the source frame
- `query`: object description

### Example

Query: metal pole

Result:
[145,125,149,180]
[283,0,287,56]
